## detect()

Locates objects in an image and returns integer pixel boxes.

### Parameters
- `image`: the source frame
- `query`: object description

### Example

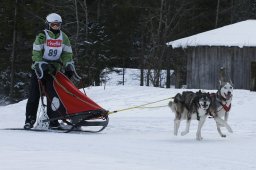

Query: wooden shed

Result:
[167,20,256,90]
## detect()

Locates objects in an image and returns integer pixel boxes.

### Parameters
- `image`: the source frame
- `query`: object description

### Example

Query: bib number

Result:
[48,49,58,57]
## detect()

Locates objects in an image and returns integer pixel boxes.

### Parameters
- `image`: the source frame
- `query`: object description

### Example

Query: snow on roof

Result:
[167,20,256,49]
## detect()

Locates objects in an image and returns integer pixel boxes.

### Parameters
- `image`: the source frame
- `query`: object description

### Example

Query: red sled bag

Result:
[53,72,103,114]
[43,72,109,133]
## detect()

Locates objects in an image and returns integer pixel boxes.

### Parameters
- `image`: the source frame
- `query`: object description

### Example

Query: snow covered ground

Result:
[0,86,256,170]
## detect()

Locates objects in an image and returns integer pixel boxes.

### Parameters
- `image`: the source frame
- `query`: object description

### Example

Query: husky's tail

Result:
[168,93,184,113]
[168,98,177,113]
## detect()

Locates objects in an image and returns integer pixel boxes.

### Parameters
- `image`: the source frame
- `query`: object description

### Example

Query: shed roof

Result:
[167,20,256,49]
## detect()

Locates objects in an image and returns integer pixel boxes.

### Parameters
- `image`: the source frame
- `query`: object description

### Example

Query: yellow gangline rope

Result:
[137,105,167,109]
[107,97,172,114]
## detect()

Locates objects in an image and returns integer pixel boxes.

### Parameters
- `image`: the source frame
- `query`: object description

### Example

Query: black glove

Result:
[65,62,74,79]
[65,70,74,79]
[65,61,81,82]
[33,61,48,79]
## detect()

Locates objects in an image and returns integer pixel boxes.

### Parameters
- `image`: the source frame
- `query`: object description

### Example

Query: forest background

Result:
[0,0,255,104]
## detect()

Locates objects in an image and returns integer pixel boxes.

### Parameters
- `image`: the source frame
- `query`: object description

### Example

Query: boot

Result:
[49,120,61,129]
[24,120,35,129]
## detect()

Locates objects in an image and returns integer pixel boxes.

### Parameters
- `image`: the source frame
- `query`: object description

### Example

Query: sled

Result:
[40,71,109,133]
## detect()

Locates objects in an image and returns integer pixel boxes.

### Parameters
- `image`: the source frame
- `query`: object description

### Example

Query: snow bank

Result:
[0,86,256,170]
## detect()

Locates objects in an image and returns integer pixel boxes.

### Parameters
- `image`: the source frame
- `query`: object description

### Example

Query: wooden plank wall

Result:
[251,62,256,91]
[186,46,256,89]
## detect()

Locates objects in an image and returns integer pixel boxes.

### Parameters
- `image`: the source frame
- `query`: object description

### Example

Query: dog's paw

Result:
[221,134,226,138]
[196,136,203,141]
[181,131,188,136]
[196,133,203,140]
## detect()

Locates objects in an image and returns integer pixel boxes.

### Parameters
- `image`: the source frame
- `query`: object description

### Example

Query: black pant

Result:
[25,71,65,125]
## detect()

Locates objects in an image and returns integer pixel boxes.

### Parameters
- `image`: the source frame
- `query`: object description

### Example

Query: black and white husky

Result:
[169,90,211,140]
[209,81,233,137]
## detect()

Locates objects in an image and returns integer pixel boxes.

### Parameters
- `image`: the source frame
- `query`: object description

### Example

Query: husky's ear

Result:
[228,77,233,86]
[225,71,233,85]
[207,93,211,100]
[219,67,226,85]
[219,79,227,87]
[197,90,202,95]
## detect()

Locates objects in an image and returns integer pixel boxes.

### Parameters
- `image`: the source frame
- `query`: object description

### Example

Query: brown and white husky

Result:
[169,90,211,140]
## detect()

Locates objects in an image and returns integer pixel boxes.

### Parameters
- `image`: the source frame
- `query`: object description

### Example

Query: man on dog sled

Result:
[24,13,80,130]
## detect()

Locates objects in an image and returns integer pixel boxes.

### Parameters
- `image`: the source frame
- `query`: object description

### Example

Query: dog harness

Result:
[209,92,231,118]
[216,92,232,113]
[219,102,231,112]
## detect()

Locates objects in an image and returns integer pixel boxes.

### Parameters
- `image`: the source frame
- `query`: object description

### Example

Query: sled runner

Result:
[38,71,109,133]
